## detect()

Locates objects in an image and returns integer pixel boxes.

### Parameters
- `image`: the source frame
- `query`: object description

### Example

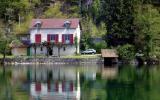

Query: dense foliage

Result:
[117,44,135,60]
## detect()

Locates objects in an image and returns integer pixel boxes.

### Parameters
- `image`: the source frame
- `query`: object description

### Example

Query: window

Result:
[34,20,42,28]
[47,34,58,43]
[64,21,71,28]
[62,34,73,44]
[65,34,70,43]
[50,35,55,42]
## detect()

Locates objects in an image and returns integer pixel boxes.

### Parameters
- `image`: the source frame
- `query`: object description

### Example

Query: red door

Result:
[35,34,41,43]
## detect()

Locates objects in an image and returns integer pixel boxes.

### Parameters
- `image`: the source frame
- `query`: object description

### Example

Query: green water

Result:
[0,64,160,100]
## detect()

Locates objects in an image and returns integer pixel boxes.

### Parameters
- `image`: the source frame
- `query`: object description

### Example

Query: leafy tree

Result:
[134,4,160,57]
[74,36,78,54]
[0,31,15,64]
[117,44,135,60]
[102,0,136,46]
[93,41,107,53]
[43,2,66,18]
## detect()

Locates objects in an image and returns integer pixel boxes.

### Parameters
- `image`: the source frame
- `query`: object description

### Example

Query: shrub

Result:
[94,41,107,53]
[117,44,135,60]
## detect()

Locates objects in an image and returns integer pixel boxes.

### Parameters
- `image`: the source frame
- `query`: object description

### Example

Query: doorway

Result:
[48,47,53,56]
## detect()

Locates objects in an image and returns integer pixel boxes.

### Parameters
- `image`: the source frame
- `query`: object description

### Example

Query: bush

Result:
[117,44,135,60]
[94,41,107,53]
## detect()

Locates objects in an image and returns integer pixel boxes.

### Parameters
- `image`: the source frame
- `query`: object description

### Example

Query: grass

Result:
[62,54,101,59]
[0,54,14,59]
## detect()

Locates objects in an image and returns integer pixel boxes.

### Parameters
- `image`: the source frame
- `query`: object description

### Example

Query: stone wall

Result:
[1,57,104,65]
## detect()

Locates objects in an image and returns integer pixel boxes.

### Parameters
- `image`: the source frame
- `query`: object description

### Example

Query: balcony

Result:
[21,40,31,45]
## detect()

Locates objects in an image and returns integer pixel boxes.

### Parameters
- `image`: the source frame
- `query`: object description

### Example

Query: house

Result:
[29,18,81,56]
[101,49,118,65]
[10,34,31,56]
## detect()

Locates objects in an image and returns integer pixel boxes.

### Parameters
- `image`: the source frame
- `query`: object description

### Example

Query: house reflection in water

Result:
[11,65,99,100]
[28,66,81,100]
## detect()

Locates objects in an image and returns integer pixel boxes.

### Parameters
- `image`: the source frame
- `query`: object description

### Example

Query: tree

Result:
[117,44,135,60]
[93,41,107,53]
[43,2,66,18]
[74,36,78,54]
[134,4,160,58]
[0,18,16,64]
[0,38,8,65]
[101,0,136,46]
[0,31,15,64]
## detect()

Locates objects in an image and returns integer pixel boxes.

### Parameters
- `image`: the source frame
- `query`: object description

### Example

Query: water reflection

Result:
[1,65,160,100]
[10,65,100,100]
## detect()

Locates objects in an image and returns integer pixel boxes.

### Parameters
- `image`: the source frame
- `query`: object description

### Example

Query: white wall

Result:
[30,25,81,55]
[30,45,76,56]
[11,48,27,56]
[30,28,79,43]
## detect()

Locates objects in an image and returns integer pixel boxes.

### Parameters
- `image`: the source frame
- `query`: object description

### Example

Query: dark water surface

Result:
[0,64,160,100]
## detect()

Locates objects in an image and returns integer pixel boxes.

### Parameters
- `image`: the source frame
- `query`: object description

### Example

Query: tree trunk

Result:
[76,46,78,55]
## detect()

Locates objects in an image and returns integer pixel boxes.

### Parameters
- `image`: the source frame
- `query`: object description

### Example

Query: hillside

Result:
[0,0,160,58]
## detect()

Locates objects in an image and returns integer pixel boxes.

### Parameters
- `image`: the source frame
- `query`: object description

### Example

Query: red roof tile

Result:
[30,18,79,29]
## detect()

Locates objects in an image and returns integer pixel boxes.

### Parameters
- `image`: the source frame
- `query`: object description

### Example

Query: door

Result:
[27,47,30,56]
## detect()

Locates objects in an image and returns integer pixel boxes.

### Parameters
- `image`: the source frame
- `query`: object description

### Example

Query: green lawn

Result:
[0,54,14,59]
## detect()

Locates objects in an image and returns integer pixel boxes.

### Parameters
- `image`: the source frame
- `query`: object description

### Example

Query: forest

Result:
[0,0,160,60]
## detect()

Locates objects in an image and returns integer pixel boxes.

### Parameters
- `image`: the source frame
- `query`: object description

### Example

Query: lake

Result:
[0,64,160,100]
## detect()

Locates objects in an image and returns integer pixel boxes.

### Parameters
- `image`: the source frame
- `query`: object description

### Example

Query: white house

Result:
[29,18,81,56]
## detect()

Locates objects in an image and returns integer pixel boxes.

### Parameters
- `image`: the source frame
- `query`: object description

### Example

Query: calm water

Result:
[0,64,160,100]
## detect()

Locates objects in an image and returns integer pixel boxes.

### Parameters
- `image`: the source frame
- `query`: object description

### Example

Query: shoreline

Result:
[1,57,104,65]
[1,57,160,65]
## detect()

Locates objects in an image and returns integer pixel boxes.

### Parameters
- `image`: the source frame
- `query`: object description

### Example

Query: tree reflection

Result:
[0,66,13,100]
[0,66,29,100]
[1,65,160,100]
[81,65,160,100]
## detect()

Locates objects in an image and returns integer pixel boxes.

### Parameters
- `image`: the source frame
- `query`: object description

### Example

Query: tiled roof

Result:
[30,18,79,29]
[101,49,118,58]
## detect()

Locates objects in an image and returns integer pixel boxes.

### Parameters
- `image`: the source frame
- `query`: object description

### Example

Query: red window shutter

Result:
[47,80,50,92]
[55,81,59,92]
[62,34,65,44]
[70,82,73,91]
[55,34,58,43]
[62,81,65,92]
[35,83,41,92]
[70,34,73,44]
[35,34,41,43]
[47,34,50,42]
